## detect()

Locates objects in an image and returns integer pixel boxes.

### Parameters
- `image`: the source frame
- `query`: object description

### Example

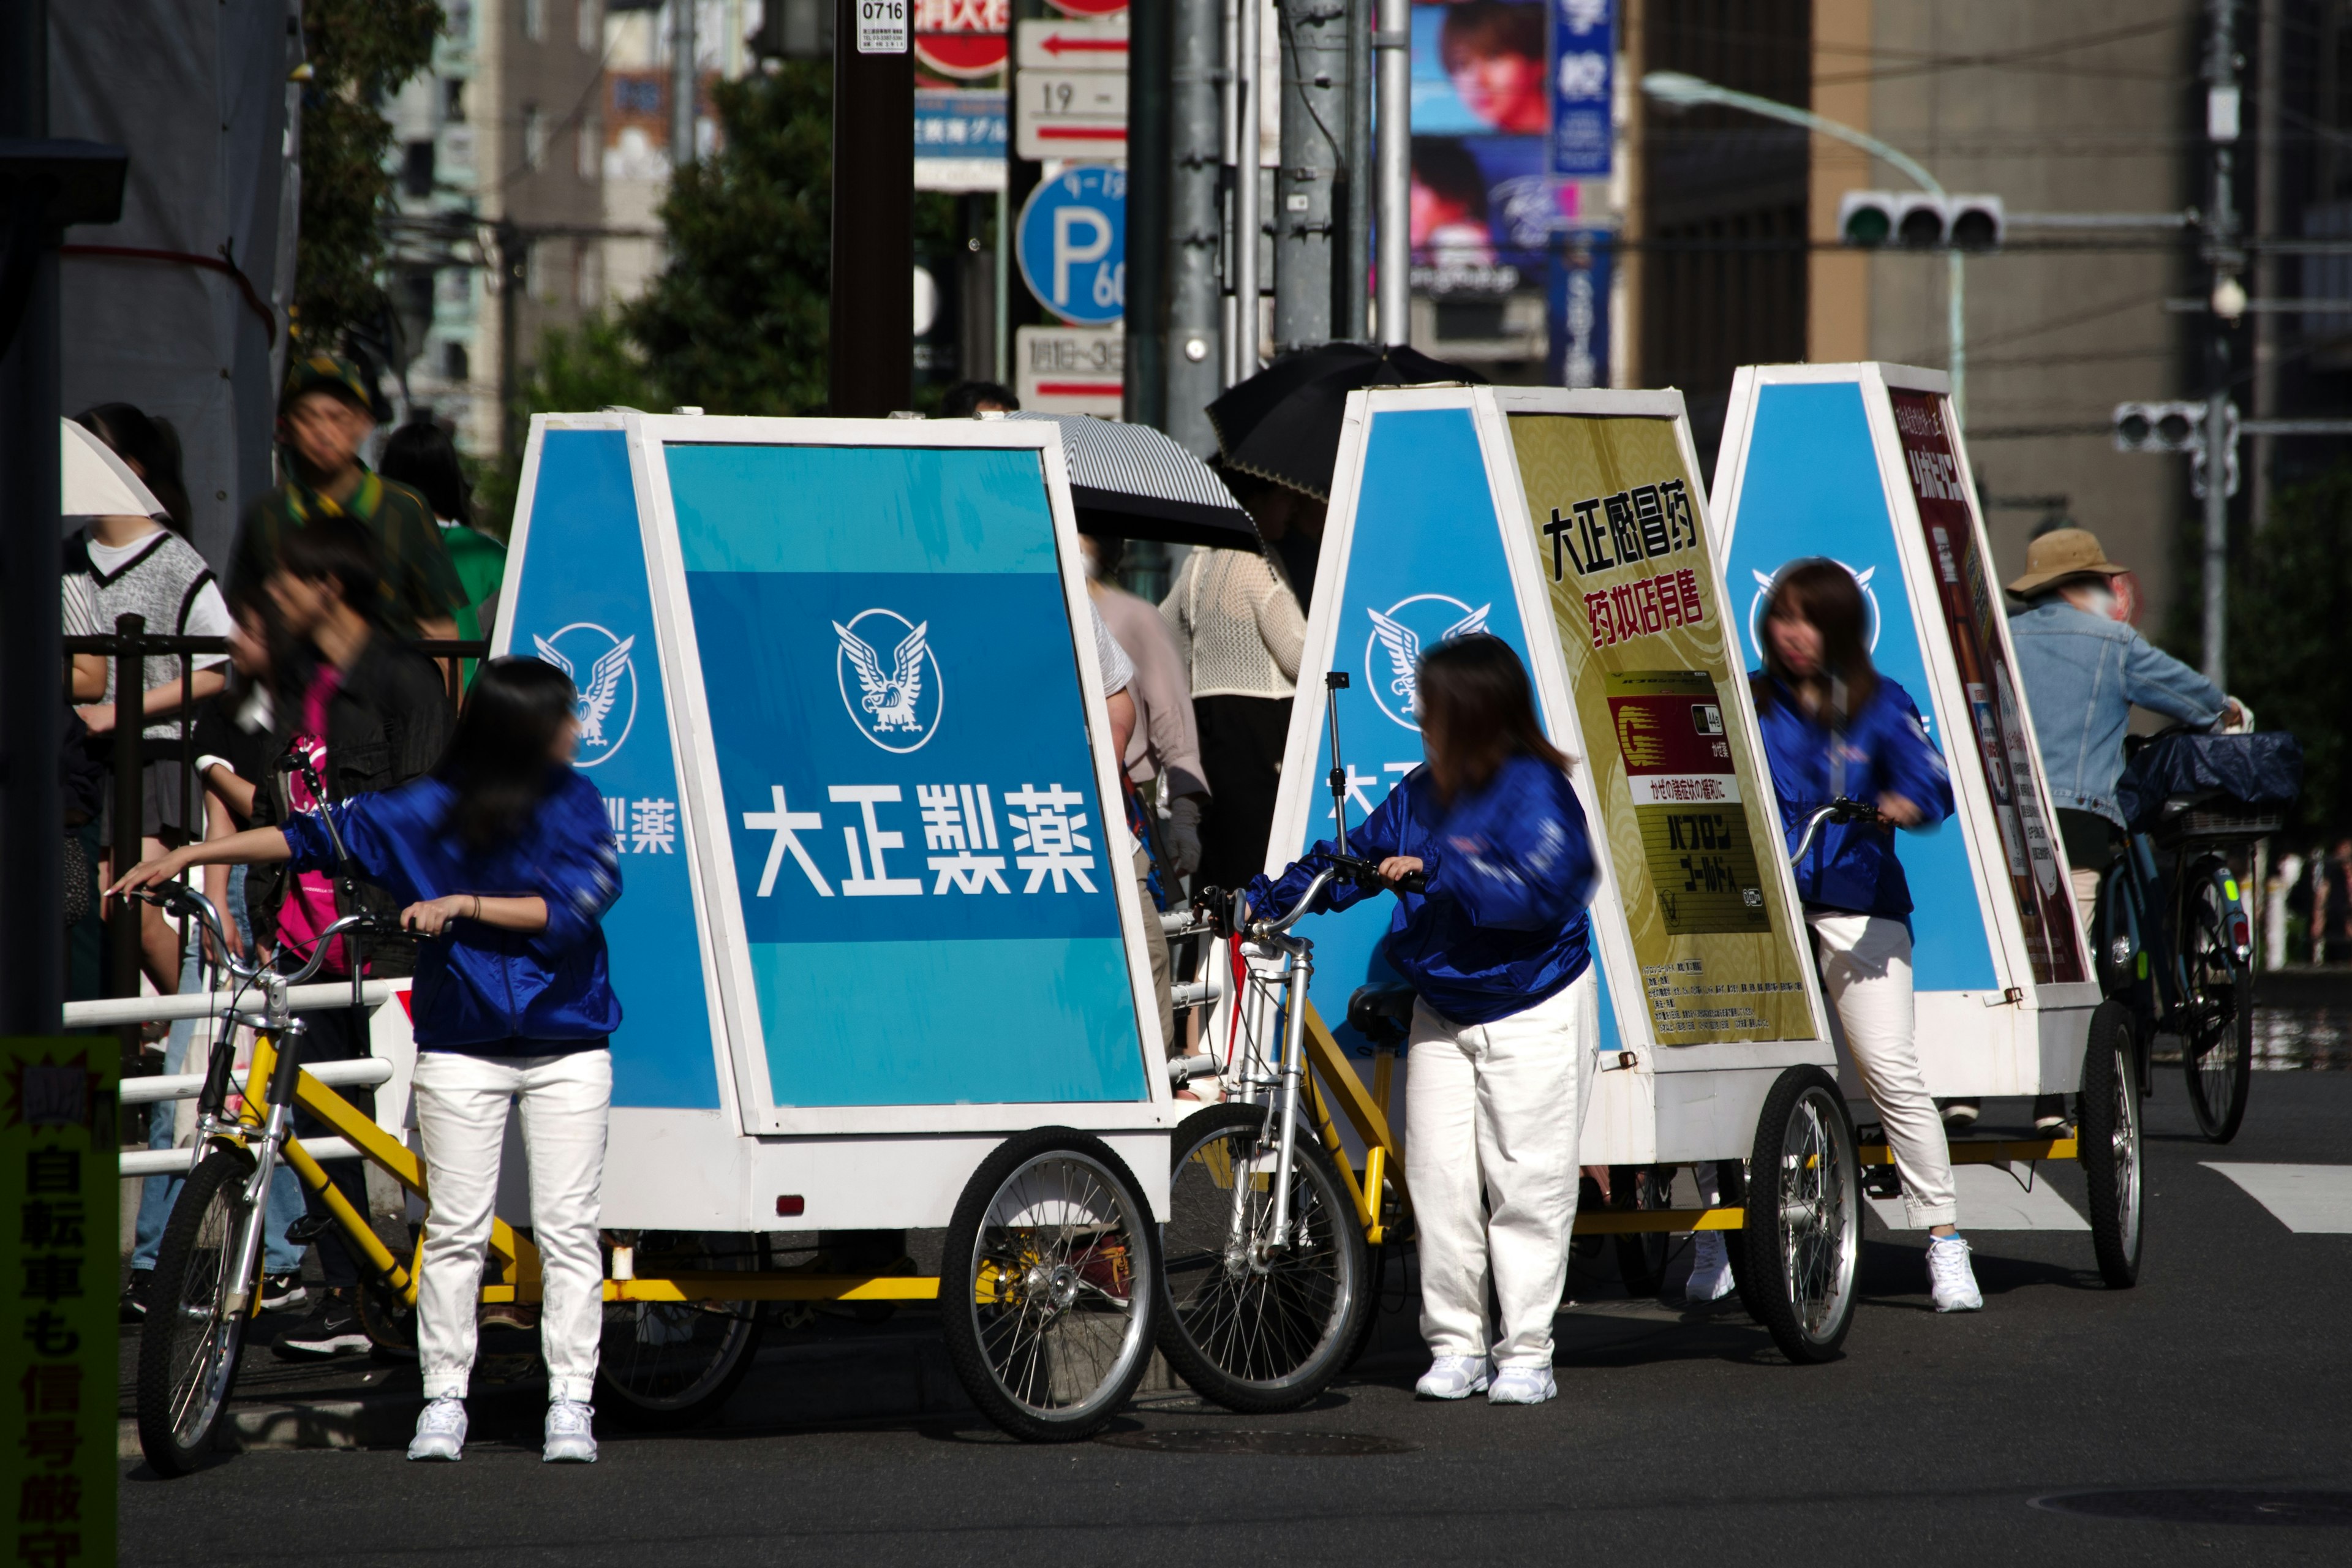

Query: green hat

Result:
[281,353,374,417]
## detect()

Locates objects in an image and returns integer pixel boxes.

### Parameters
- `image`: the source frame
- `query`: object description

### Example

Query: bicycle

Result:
[2094,730,2263,1144]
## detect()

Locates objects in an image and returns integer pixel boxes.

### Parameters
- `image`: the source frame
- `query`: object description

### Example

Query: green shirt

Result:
[232,468,468,638]
[439,522,508,682]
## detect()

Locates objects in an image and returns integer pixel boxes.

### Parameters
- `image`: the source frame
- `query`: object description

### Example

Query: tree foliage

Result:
[2231,464,2352,839]
[623,62,834,415]
[294,0,444,350]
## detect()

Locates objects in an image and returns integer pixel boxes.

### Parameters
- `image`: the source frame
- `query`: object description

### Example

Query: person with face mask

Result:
[2004,529,2242,1131]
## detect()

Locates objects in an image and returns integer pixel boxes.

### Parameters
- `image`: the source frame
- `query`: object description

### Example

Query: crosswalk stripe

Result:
[1867,1164,2089,1232]
[2203,1163,2352,1234]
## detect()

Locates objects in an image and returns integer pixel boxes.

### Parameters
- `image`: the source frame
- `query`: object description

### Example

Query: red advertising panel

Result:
[1889,390,2086,984]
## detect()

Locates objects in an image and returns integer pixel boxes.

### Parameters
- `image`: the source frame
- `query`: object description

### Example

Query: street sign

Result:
[1016,165,1126,326]
[856,0,910,53]
[1046,0,1129,15]
[1013,16,1127,160]
[1014,325,1123,415]
[914,89,1009,192]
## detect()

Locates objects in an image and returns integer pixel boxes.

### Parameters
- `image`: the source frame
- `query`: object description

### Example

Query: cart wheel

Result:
[595,1232,766,1428]
[138,1147,258,1476]
[1610,1164,1674,1298]
[1739,1068,1861,1364]
[1156,1102,1370,1411]
[2180,857,2254,1143]
[2079,1001,2144,1288]
[943,1127,1159,1442]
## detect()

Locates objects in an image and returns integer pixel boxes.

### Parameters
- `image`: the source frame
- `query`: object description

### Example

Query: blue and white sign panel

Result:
[1016,165,1126,326]
[635,422,1162,1136]
[1548,0,1613,179]
[496,418,726,1116]
[1712,363,2102,1096]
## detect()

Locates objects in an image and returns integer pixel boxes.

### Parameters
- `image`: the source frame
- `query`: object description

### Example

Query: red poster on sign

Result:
[1889,390,2086,985]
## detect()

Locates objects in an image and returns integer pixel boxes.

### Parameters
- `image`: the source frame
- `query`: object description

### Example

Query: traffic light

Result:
[1838,192,2006,252]
[2112,401,2204,452]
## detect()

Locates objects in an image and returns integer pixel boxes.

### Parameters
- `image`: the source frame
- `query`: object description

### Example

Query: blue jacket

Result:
[1755,674,1955,927]
[280,769,623,1051]
[2008,599,2225,829]
[1247,755,1597,1026]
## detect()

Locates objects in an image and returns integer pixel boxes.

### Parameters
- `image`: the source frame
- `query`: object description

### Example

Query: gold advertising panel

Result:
[1507,413,1815,1045]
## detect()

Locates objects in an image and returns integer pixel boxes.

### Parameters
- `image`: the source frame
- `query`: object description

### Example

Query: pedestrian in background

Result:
[1082,533,1211,881]
[230,354,468,643]
[380,418,505,685]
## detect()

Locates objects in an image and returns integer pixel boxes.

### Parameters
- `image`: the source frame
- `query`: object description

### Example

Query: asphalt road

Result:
[119,1066,2352,1566]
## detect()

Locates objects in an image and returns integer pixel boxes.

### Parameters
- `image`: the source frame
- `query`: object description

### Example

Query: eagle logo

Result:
[531,622,637,768]
[1363,595,1492,732]
[834,608,943,753]
[1748,561,1880,664]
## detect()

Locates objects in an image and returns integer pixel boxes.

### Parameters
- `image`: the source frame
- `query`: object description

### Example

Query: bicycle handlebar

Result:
[131,886,397,991]
[1789,797,1883,867]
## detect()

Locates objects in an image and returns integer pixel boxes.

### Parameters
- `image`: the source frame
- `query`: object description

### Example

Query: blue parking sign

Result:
[1016,165,1126,326]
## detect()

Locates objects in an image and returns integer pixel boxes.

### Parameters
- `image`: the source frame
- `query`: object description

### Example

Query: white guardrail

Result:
[78,982,401,1178]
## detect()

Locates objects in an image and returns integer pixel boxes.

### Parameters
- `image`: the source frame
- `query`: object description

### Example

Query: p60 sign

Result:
[1016,166,1126,326]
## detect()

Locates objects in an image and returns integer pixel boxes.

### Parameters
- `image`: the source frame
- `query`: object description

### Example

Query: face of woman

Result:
[550,714,581,766]
[1767,608,1825,679]
[227,611,269,678]
[1450,50,1548,134]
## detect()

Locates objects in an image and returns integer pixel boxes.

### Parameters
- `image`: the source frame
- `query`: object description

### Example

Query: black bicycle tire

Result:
[2079,1000,2144,1287]
[1739,1068,1861,1364]
[137,1147,257,1476]
[1155,1102,1370,1412]
[941,1127,1159,1442]
[596,1232,767,1428]
[2179,858,2254,1143]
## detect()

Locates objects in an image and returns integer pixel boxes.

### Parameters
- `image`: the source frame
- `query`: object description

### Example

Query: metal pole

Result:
[829,0,915,417]
[1232,0,1262,376]
[1373,0,1409,345]
[2203,0,2241,688]
[1272,0,1344,352]
[1126,0,1172,427]
[1341,0,1371,341]
[1948,252,1965,425]
[0,0,62,1036]
[110,615,145,1062]
[2252,0,2281,533]
[1167,0,1224,447]
[671,0,699,169]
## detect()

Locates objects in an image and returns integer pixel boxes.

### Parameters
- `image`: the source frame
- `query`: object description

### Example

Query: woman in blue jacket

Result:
[116,657,623,1462]
[1251,636,1597,1407]
[1743,559,1980,1314]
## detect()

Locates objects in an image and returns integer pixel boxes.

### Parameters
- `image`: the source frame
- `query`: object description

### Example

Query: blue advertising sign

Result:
[1547,236,1611,387]
[1548,0,1613,179]
[1016,165,1126,325]
[914,88,1008,160]
[1716,382,1999,992]
[504,426,722,1110]
[1278,406,1620,1056]
[663,442,1149,1108]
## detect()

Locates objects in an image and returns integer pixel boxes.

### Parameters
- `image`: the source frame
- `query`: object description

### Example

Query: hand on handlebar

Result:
[400,895,470,937]
[109,848,197,899]
[1875,793,1921,828]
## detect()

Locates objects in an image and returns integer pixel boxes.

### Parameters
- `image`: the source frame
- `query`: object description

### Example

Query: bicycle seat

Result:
[1346,982,1417,1050]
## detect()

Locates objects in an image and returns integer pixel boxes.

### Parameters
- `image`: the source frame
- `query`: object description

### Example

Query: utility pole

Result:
[1126,0,1171,429]
[671,0,699,169]
[2202,0,2243,688]
[829,0,914,416]
[1165,0,1223,448]
[2252,0,2282,536]
[1373,0,1408,345]
[1340,0,1370,341]
[1272,0,1346,351]
[1230,0,1263,379]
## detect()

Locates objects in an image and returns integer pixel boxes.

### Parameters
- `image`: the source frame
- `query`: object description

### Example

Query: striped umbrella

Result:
[1001,412,1259,549]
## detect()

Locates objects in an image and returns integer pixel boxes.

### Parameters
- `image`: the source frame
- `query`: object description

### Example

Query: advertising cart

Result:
[491,412,1182,1438]
[1710,361,2140,1286]
[1196,382,1873,1365]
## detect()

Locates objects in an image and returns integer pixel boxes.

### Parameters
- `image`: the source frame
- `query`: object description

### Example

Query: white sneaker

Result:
[1928,1234,1983,1313]
[1415,1355,1491,1400]
[543,1398,598,1463]
[1487,1363,1558,1405]
[407,1394,467,1461]
[1685,1231,1736,1302]
[1940,1100,1980,1130]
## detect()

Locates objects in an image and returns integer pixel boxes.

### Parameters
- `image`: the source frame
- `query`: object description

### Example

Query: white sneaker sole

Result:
[407,1439,463,1461]
[1415,1375,1490,1400]
[1488,1382,1557,1406]
[543,1442,598,1463]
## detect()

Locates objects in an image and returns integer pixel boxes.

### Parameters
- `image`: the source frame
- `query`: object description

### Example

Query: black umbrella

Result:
[1205,343,1485,501]
[1000,412,1261,549]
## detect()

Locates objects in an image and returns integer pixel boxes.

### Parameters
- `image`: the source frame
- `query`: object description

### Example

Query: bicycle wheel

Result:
[1738,1068,1861,1364]
[1157,1102,1369,1411]
[2179,858,2254,1142]
[2079,1000,2144,1287]
[941,1128,1158,1442]
[137,1147,258,1476]
[1610,1164,1675,1298]
[1339,1161,1408,1371]
[596,1232,766,1428]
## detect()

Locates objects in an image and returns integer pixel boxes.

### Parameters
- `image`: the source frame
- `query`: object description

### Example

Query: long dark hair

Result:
[77,402,193,535]
[434,657,578,849]
[1415,634,1570,797]
[379,418,474,528]
[1754,558,1879,714]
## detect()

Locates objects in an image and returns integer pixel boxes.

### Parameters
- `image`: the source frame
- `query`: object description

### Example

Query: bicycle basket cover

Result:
[2116,731,2304,831]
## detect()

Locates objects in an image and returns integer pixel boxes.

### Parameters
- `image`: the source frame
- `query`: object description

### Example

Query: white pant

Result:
[413,1049,612,1403]
[1809,913,1957,1229]
[1404,971,1594,1368]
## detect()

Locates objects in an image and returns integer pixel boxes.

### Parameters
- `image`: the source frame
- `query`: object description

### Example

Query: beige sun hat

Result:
[2008,527,2130,596]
